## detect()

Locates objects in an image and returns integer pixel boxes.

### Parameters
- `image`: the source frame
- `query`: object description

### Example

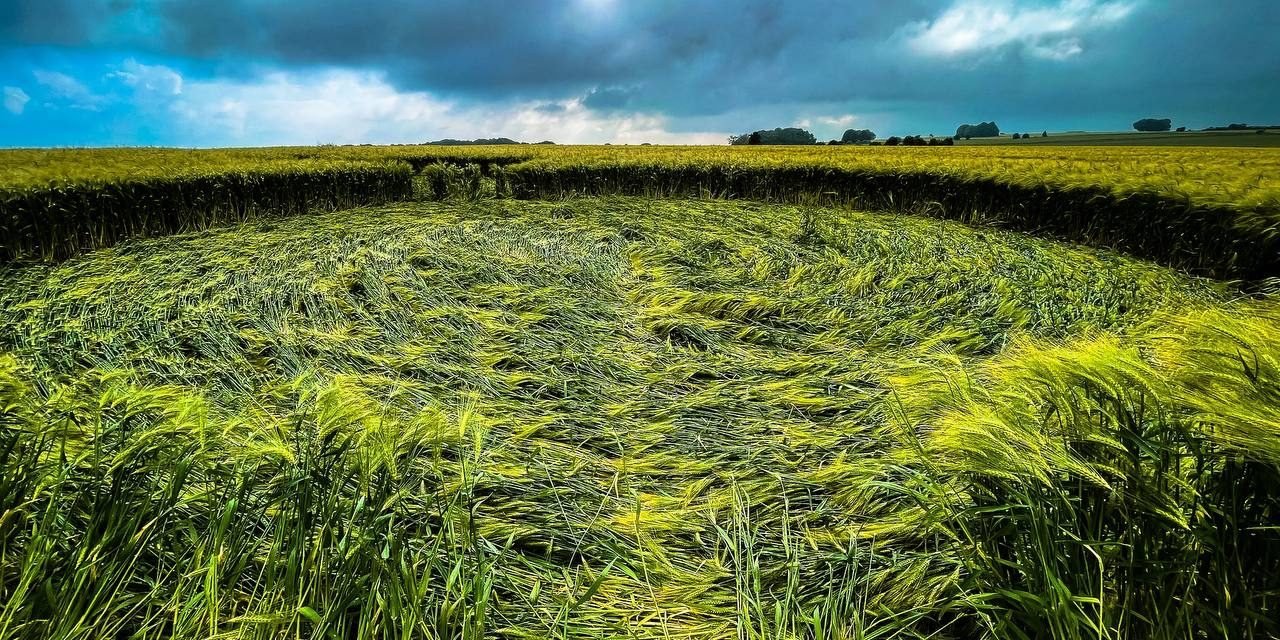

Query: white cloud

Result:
[110,59,183,96]
[3,86,30,115]
[1028,37,1084,60]
[817,114,859,127]
[903,0,1135,60]
[167,69,727,146]
[33,70,105,110]
[170,70,454,144]
[497,98,727,144]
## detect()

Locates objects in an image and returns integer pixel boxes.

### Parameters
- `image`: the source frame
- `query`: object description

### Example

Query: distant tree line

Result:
[422,137,543,145]
[881,135,954,146]
[1203,123,1280,131]
[729,128,818,145]
[722,116,1273,146]
[954,122,1000,139]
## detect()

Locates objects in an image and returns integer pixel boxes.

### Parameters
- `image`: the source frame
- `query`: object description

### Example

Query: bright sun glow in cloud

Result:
[904,0,1136,60]
[575,0,618,20]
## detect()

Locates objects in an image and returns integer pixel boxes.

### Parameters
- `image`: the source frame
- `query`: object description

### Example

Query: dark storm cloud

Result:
[3,0,938,108]
[154,0,632,93]
[582,86,637,111]
[2,0,1278,137]
[0,0,128,45]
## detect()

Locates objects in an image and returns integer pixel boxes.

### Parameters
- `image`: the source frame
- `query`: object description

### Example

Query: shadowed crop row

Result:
[2,145,1279,278]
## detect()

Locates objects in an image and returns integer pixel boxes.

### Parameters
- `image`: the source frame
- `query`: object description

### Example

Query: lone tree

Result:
[1133,118,1173,132]
[955,121,1000,138]
[840,129,877,144]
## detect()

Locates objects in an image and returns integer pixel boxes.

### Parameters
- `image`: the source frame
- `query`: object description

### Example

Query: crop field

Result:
[4,145,1279,278]
[1,147,1279,639]
[5,145,1279,211]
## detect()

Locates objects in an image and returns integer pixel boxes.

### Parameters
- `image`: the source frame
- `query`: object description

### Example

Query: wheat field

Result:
[2,194,1277,639]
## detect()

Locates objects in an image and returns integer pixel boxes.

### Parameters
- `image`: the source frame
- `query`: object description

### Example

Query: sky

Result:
[0,0,1276,147]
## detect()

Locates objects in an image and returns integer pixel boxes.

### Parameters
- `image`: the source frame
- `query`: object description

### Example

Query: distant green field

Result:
[4,196,1279,638]
[958,129,1280,147]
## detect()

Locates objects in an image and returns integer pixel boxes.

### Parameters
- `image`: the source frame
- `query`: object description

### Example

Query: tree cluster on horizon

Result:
[954,122,1000,139]
[729,127,819,145]
[1133,118,1173,132]
[840,129,877,144]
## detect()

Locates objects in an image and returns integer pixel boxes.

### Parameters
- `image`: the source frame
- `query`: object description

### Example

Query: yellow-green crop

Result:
[2,197,1276,639]
[3,146,1278,213]
[3,145,1279,276]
